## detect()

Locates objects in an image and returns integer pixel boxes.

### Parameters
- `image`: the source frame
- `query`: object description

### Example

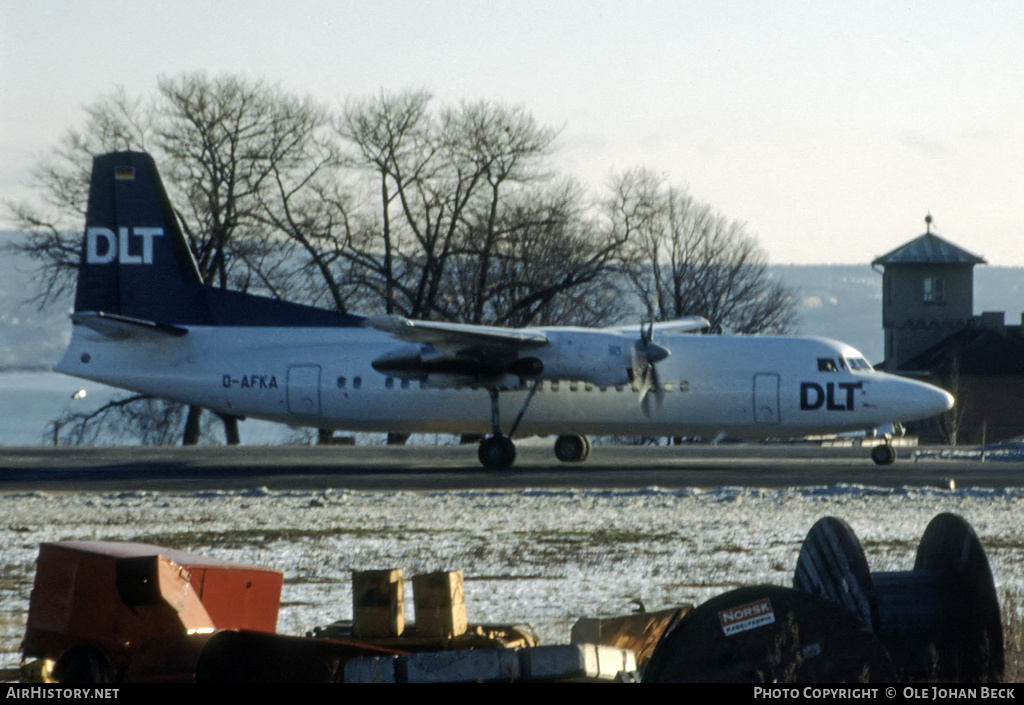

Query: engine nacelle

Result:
[531,330,638,387]
[372,329,666,388]
[372,345,514,383]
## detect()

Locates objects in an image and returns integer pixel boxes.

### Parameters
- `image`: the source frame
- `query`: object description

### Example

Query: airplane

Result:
[54,152,955,468]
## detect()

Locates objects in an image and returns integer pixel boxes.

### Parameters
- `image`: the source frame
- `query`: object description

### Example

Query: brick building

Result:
[873,216,1024,444]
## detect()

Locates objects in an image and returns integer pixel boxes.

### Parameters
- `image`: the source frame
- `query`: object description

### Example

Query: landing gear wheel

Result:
[479,435,516,469]
[870,443,896,466]
[554,434,591,463]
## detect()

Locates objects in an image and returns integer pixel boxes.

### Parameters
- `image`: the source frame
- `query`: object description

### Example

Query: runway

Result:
[1,443,1021,491]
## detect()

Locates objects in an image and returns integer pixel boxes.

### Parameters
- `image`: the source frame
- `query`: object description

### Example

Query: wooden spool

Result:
[793,513,1003,682]
[642,585,895,683]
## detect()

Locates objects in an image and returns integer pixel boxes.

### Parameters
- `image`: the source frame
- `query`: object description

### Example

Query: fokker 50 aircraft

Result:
[55,152,954,468]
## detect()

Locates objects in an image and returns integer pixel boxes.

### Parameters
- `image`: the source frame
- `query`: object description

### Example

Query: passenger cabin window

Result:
[353,377,362,389]
[817,358,839,372]
[923,277,945,303]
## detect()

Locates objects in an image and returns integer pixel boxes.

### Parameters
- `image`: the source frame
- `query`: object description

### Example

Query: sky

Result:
[2,0,1022,265]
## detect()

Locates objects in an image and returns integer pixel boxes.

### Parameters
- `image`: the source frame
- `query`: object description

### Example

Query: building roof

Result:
[872,232,987,266]
[896,326,1024,377]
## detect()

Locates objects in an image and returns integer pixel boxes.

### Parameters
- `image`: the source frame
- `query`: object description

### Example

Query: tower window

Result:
[923,277,945,303]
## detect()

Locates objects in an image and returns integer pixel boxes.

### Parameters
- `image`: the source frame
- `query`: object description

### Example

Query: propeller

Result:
[632,319,670,416]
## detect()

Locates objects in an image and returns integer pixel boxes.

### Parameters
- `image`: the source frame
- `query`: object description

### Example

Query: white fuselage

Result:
[55,324,954,440]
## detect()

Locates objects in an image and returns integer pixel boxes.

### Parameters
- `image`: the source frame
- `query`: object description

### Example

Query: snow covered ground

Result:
[3,483,1022,668]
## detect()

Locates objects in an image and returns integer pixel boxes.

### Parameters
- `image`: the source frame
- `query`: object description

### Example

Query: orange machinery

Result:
[22,541,283,681]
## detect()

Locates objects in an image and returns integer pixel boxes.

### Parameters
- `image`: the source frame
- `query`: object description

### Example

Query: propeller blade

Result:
[633,334,670,417]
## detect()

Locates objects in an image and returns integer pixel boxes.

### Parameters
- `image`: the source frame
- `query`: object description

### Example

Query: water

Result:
[0,370,109,446]
[0,370,294,447]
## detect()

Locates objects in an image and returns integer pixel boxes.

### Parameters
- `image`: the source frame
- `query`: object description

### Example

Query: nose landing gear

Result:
[870,441,896,466]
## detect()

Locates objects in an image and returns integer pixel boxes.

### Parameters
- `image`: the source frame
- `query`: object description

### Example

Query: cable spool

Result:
[794,513,1003,682]
[642,585,895,683]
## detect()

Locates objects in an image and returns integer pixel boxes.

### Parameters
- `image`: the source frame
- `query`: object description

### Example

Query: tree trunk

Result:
[182,405,203,445]
[220,414,240,445]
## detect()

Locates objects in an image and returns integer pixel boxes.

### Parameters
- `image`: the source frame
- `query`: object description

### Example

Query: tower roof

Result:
[872,217,987,266]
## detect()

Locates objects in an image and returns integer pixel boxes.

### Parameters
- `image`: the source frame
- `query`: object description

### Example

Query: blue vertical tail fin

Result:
[75,151,208,323]
[74,152,363,328]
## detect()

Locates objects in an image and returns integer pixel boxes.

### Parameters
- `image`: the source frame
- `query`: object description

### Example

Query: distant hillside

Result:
[1,230,1021,370]
[773,264,884,363]
[0,233,71,369]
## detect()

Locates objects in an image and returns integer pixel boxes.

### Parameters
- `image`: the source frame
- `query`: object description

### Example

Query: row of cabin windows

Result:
[336,376,690,393]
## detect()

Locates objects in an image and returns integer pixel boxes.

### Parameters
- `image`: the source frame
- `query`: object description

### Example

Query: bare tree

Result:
[444,101,559,324]
[451,181,629,327]
[8,74,337,445]
[49,395,191,447]
[5,89,153,306]
[337,91,629,327]
[155,74,334,294]
[609,168,797,334]
[337,89,437,316]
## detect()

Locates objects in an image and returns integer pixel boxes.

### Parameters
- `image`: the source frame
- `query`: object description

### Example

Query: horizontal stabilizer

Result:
[71,311,189,340]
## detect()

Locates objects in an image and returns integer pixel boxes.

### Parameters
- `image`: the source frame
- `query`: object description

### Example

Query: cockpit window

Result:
[817,358,839,372]
[845,356,873,372]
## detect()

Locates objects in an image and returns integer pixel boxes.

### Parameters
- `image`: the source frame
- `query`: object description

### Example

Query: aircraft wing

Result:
[604,316,710,336]
[364,315,548,350]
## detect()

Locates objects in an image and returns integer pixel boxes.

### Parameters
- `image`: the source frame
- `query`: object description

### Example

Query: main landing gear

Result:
[477,383,539,470]
[554,434,591,463]
[478,435,516,469]
[476,384,593,469]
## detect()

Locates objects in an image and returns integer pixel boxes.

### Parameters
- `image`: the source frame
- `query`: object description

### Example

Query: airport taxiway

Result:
[0,443,1021,491]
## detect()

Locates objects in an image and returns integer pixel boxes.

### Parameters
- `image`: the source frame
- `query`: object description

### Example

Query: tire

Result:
[478,435,516,469]
[870,444,896,466]
[554,434,590,462]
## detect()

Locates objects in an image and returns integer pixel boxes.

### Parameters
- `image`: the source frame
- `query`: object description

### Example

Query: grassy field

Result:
[1,485,1020,682]
[1003,595,1023,682]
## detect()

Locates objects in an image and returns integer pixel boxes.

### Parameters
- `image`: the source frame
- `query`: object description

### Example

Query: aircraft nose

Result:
[933,386,955,415]
[904,379,955,419]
